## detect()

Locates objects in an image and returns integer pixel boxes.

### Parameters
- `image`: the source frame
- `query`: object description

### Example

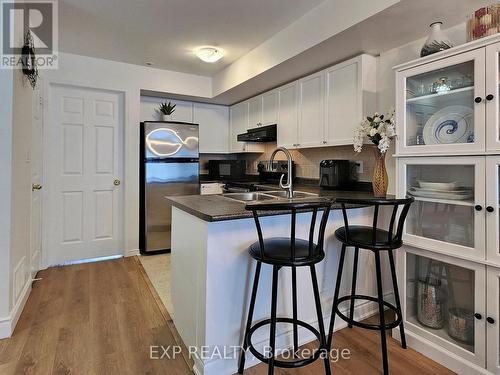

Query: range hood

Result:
[237,124,277,142]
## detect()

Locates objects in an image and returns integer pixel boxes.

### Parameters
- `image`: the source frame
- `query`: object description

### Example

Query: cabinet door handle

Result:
[474,97,483,103]
[322,141,327,144]
[487,206,495,213]
[486,94,495,101]
[487,317,495,324]
[474,313,482,320]
[474,205,483,211]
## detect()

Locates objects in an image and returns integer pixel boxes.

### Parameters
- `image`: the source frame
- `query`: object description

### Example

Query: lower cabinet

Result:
[397,246,500,373]
[487,267,500,373]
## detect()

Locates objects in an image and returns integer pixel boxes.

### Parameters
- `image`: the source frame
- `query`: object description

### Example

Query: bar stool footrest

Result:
[246,317,326,368]
[334,295,402,331]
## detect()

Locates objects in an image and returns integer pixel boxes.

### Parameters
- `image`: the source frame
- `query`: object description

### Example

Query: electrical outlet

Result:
[355,161,364,174]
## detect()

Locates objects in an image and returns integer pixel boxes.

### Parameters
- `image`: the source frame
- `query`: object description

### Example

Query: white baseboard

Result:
[0,278,32,339]
[125,248,140,257]
[393,330,492,375]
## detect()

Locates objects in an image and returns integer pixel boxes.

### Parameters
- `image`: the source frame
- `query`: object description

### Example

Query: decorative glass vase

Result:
[420,22,453,57]
[372,149,388,197]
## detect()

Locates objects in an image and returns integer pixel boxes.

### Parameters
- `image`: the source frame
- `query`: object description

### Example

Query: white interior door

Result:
[30,78,43,275]
[45,84,124,265]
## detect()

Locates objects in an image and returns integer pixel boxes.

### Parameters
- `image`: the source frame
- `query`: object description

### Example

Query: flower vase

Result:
[162,114,172,121]
[420,22,453,57]
[372,149,388,197]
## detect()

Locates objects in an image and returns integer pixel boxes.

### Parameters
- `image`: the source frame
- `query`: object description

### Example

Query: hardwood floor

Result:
[0,257,454,375]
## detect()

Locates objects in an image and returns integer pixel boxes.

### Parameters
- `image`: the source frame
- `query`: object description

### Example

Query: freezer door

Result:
[144,122,199,159]
[144,161,199,252]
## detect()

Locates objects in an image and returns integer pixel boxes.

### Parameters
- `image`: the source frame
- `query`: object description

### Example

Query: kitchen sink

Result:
[223,192,277,202]
[265,191,318,199]
[222,190,318,203]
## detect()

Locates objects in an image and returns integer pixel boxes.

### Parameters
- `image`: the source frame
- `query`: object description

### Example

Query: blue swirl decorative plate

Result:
[422,105,474,145]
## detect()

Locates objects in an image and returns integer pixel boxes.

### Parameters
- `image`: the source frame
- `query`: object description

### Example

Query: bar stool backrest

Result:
[335,197,414,248]
[245,199,332,263]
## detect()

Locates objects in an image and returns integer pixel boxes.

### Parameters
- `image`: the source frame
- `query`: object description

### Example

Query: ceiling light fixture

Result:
[195,47,224,63]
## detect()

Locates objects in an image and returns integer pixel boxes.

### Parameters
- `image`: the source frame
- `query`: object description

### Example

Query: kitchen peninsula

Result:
[167,188,393,375]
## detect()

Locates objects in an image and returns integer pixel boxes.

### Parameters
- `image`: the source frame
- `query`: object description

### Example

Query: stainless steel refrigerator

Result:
[140,121,200,254]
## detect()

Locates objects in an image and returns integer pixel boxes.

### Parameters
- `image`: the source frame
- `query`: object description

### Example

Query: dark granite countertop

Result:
[166,183,393,222]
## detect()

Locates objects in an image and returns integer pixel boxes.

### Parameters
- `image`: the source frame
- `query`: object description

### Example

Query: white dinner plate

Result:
[422,105,473,145]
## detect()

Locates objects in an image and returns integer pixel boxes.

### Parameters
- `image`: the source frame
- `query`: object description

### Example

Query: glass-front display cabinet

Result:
[486,157,500,264]
[486,42,500,152]
[398,157,485,260]
[403,249,486,367]
[396,49,486,155]
[487,267,500,373]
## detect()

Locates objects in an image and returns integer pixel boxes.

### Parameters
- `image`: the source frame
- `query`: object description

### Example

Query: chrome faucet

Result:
[269,147,293,198]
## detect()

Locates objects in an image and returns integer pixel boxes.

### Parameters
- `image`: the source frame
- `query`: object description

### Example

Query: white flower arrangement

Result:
[353,109,396,154]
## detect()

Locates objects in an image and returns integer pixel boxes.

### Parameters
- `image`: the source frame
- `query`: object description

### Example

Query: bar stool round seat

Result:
[249,238,324,266]
[327,197,414,375]
[238,198,333,375]
[334,226,403,250]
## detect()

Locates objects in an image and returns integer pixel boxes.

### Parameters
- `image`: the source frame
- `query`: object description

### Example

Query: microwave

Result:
[208,160,247,180]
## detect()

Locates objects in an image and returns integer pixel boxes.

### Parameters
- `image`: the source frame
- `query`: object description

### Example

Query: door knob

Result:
[32,183,42,191]
[113,179,121,186]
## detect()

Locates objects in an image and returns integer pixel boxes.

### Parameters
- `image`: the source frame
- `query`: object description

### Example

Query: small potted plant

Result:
[353,109,396,197]
[158,101,176,121]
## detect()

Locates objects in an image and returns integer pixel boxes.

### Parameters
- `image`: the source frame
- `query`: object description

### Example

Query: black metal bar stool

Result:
[238,199,333,375]
[327,197,414,375]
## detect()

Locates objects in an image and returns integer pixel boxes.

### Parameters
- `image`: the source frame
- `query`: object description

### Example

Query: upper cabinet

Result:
[274,54,376,149]
[193,103,229,154]
[169,99,194,123]
[396,47,490,155]
[262,90,278,126]
[277,81,299,149]
[229,53,376,151]
[325,55,377,146]
[247,90,279,128]
[298,71,326,148]
[229,101,265,153]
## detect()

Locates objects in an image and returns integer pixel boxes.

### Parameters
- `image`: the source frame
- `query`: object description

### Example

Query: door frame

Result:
[42,80,127,268]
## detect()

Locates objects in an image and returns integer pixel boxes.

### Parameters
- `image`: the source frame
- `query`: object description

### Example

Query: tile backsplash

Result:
[241,142,375,181]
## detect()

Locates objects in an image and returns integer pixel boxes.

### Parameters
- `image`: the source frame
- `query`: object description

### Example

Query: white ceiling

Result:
[58,0,325,76]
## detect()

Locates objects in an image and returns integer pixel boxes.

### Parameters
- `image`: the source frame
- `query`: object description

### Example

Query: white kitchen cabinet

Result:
[487,266,500,373]
[277,81,299,149]
[169,99,194,123]
[486,42,500,152]
[248,96,262,129]
[298,71,325,148]
[229,101,264,153]
[324,55,376,146]
[395,49,486,155]
[229,102,248,152]
[262,90,278,126]
[193,103,229,153]
[486,156,500,264]
[247,90,278,129]
[398,156,486,261]
[398,247,486,368]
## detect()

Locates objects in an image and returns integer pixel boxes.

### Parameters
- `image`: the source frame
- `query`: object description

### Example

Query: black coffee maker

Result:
[319,160,352,189]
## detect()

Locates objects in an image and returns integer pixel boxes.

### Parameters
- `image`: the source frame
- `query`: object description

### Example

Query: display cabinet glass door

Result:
[404,250,486,367]
[486,42,500,151]
[486,157,500,264]
[397,49,485,154]
[487,267,500,373]
[399,157,485,260]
